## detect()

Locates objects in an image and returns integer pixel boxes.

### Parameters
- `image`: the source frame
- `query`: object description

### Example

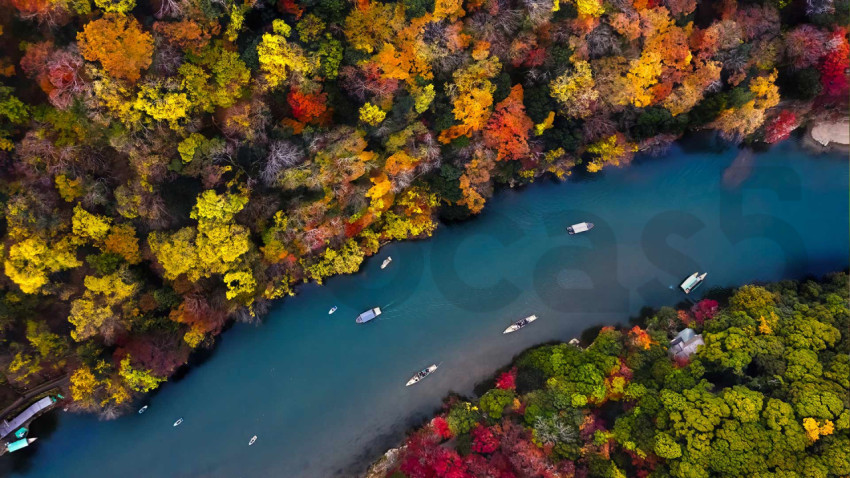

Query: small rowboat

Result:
[503,315,538,334]
[173,418,183,427]
[138,405,148,414]
[567,222,594,235]
[328,306,338,315]
[406,364,438,386]
[680,272,707,294]
[249,435,257,446]
[381,257,393,269]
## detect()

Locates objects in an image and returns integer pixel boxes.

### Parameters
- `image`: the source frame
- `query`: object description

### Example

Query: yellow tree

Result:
[4,236,80,294]
[257,20,314,89]
[68,268,140,341]
[550,60,598,118]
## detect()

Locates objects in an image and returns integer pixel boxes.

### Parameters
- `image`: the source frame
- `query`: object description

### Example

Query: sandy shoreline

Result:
[806,119,850,153]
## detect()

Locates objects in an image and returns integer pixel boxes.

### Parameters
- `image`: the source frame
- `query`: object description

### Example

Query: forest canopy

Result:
[0,0,847,415]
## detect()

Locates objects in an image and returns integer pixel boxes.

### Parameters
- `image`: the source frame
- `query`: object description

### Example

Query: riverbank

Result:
[367,274,850,478]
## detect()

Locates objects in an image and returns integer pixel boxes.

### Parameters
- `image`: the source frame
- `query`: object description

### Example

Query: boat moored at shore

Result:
[503,315,538,334]
[356,307,382,324]
[680,272,707,294]
[567,222,594,235]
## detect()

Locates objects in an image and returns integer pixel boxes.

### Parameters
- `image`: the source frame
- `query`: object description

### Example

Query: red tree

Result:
[483,84,533,162]
[691,299,719,325]
[495,368,516,390]
[471,425,499,454]
[764,111,797,144]
[433,416,453,439]
[287,88,330,124]
[819,29,850,98]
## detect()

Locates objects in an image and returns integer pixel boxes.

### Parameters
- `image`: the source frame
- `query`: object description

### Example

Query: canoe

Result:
[406,364,438,386]
[503,315,538,334]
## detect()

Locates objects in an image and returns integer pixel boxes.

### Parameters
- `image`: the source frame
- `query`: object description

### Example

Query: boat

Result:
[328,306,338,315]
[356,307,382,324]
[406,364,438,386]
[503,315,538,334]
[173,418,183,427]
[138,405,148,414]
[567,222,594,235]
[680,272,707,294]
[249,435,257,446]
[381,256,393,269]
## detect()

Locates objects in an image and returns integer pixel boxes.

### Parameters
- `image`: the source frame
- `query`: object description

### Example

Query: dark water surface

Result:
[8,140,849,478]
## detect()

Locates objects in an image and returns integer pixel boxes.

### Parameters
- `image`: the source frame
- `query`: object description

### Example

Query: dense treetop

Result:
[379,274,850,478]
[0,0,846,415]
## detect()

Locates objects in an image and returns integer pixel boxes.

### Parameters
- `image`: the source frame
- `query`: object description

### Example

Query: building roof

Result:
[0,397,55,439]
[669,329,704,360]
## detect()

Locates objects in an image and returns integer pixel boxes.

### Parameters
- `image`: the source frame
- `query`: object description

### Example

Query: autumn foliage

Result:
[77,14,153,83]
[0,0,846,421]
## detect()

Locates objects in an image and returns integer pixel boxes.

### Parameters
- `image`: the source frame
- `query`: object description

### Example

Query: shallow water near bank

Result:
[7,139,848,478]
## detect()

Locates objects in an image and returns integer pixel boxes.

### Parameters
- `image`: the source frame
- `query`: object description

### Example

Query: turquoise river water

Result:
[6,138,849,478]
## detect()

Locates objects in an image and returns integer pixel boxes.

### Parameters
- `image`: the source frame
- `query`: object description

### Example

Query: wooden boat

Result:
[381,257,393,269]
[328,306,338,315]
[406,364,438,386]
[503,315,538,334]
[680,272,707,294]
[567,222,594,235]
[138,405,148,414]
[173,418,183,427]
[356,307,382,324]
[249,435,257,446]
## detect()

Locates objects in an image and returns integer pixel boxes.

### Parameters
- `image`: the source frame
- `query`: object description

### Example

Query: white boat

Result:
[138,405,148,414]
[381,257,393,269]
[328,306,337,315]
[680,272,707,294]
[503,315,538,334]
[356,307,382,324]
[249,435,257,446]
[173,418,183,427]
[567,222,594,235]
[406,364,438,386]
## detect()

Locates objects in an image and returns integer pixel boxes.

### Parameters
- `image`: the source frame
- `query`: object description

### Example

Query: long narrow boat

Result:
[680,272,707,294]
[381,257,393,269]
[406,364,438,386]
[173,418,183,427]
[249,435,257,446]
[567,222,594,235]
[503,315,538,334]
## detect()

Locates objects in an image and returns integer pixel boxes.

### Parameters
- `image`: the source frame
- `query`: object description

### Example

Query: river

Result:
[6,138,848,478]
